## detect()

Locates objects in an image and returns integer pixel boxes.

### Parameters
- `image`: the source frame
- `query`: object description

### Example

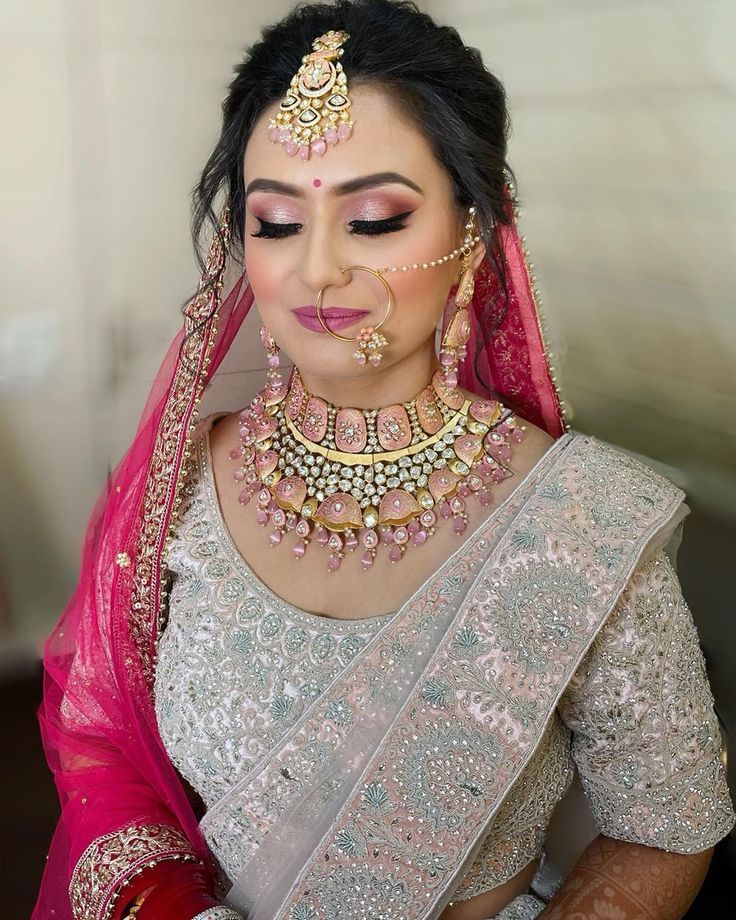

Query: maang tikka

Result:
[268,30,353,160]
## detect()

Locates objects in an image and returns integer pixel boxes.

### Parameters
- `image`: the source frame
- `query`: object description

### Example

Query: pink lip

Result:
[291,305,370,333]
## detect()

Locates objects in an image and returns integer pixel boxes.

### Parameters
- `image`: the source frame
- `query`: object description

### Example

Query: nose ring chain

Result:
[314,215,481,367]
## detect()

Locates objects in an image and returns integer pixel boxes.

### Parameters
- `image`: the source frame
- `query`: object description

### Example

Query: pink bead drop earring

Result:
[260,325,285,389]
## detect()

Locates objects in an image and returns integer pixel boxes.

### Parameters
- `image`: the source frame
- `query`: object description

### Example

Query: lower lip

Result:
[293,310,370,333]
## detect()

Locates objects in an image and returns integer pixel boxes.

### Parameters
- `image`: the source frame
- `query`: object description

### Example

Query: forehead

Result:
[244,84,446,189]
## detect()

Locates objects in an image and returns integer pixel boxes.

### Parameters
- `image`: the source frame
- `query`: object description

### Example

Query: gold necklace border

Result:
[283,399,473,465]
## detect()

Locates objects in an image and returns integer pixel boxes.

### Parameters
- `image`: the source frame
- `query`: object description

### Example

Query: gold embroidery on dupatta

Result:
[505,176,571,432]
[129,209,232,687]
[68,822,198,920]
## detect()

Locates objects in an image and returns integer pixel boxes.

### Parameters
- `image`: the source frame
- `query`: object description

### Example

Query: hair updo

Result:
[191,0,517,385]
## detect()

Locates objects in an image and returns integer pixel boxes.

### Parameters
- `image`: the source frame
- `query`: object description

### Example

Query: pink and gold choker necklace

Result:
[230,367,526,572]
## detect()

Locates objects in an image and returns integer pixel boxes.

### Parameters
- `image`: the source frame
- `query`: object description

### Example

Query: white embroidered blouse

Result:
[154,432,735,906]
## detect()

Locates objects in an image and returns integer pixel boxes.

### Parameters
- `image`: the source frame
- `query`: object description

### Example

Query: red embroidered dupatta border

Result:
[35,213,253,920]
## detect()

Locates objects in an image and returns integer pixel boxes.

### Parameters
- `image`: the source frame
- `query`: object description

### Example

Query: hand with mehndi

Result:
[538,835,713,919]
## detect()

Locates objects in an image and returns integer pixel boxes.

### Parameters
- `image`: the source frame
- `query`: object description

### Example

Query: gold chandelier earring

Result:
[439,206,478,388]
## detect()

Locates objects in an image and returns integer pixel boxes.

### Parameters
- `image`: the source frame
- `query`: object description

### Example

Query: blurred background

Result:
[1,0,734,915]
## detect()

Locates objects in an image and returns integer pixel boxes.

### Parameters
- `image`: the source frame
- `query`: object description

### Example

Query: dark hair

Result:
[191,0,517,389]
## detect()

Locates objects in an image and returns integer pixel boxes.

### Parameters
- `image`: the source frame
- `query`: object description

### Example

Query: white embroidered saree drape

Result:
[156,428,735,920]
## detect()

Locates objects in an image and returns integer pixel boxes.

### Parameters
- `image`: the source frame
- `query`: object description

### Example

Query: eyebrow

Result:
[245,171,423,199]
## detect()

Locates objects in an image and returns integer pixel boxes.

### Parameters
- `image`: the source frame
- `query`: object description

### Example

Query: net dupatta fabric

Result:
[34,188,566,920]
[451,186,568,439]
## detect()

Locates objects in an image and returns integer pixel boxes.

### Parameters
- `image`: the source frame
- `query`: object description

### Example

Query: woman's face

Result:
[243,84,483,392]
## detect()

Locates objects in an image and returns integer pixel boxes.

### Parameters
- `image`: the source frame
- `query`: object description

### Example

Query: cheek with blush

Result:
[244,252,285,315]
[386,256,454,344]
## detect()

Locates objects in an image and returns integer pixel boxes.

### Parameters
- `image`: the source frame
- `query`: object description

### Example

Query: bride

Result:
[34,2,734,919]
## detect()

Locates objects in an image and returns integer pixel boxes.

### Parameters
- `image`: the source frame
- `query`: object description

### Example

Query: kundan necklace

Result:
[230,366,525,572]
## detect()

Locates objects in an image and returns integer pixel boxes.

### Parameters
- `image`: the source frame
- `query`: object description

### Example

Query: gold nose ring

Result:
[315,265,393,366]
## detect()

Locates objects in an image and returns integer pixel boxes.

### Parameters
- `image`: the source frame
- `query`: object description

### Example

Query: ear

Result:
[468,238,486,273]
[454,238,486,284]
[454,208,486,280]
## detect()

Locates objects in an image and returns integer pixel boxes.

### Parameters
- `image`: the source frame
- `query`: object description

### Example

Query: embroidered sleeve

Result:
[558,550,735,853]
[69,822,199,920]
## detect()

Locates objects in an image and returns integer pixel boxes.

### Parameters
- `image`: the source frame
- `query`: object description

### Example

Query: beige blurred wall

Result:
[1,0,734,658]
[0,0,294,657]
[426,0,735,511]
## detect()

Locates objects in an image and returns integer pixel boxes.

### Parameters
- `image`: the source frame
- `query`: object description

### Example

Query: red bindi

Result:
[312,178,322,188]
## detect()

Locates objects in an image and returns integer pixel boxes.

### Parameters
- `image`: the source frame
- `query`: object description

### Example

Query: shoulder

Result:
[558,431,686,511]
[207,409,242,466]
[512,416,555,473]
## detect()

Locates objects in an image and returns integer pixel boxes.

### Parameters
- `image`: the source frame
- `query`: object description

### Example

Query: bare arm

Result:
[540,834,712,919]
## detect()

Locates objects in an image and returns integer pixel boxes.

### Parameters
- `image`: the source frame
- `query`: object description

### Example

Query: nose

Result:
[297,222,349,299]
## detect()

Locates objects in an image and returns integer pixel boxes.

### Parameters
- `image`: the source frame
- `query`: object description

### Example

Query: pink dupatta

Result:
[34,186,568,919]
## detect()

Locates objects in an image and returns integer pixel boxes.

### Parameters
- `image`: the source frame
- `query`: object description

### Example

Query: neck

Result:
[292,339,441,410]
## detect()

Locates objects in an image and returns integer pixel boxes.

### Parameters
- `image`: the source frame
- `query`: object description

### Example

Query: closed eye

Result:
[250,210,414,240]
[349,210,414,235]
[250,218,301,239]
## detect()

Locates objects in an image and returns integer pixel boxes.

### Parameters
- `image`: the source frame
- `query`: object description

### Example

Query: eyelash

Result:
[250,210,414,240]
